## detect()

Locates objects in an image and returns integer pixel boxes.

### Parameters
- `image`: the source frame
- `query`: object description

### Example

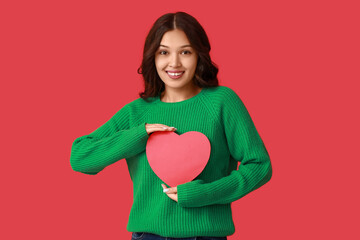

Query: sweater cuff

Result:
[177,179,208,208]
[137,122,150,140]
[125,122,149,156]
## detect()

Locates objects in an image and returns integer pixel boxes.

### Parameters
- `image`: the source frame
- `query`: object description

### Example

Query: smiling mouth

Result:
[166,71,185,76]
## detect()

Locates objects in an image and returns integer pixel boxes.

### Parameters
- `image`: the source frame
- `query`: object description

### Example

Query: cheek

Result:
[155,58,166,71]
[188,58,198,71]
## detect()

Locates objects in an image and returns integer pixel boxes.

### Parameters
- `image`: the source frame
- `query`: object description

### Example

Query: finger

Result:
[152,124,175,128]
[162,184,172,193]
[156,124,176,130]
[164,187,176,193]
[162,126,176,131]
[150,125,176,131]
[161,184,169,192]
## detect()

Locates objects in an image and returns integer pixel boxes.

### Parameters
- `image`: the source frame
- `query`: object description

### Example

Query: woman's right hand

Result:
[145,123,177,135]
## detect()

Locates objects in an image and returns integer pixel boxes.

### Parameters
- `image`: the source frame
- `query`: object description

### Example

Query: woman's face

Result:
[155,29,198,90]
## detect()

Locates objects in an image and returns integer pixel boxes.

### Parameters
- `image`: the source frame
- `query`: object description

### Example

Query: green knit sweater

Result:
[70,85,272,238]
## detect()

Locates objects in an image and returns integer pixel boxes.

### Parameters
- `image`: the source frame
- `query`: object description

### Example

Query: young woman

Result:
[70,11,272,240]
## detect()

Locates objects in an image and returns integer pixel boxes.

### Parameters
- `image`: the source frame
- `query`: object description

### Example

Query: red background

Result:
[1,0,359,239]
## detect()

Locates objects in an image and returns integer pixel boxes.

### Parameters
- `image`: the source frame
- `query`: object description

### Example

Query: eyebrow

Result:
[159,44,192,48]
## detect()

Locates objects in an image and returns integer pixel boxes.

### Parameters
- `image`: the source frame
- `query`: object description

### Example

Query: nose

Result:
[169,53,181,68]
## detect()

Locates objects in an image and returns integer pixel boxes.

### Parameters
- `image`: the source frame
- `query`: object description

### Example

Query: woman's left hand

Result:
[161,184,178,202]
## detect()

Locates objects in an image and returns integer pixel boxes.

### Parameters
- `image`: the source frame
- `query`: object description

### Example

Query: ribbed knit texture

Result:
[70,85,272,238]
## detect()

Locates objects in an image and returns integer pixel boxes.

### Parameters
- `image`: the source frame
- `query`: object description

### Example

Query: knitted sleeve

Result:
[177,87,272,207]
[70,104,149,175]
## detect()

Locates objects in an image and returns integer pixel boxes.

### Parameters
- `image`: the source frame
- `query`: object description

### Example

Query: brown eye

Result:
[182,50,191,54]
[159,51,167,55]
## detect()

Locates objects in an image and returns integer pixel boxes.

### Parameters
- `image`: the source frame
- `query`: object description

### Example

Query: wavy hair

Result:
[138,11,219,100]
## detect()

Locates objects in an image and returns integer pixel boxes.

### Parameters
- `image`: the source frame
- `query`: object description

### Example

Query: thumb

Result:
[161,183,172,193]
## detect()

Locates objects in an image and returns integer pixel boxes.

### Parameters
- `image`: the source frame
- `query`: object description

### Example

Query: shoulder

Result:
[203,85,243,105]
[121,95,157,115]
[217,85,241,99]
[196,85,244,123]
[202,85,249,124]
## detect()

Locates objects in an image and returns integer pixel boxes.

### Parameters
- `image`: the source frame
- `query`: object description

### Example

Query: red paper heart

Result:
[146,131,211,187]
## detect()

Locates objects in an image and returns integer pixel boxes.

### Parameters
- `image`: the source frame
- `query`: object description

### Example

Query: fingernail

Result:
[163,188,169,193]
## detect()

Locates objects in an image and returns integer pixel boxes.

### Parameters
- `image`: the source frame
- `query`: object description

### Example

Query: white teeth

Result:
[167,72,184,76]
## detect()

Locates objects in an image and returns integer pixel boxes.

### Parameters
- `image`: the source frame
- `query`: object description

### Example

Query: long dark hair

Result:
[138,11,219,100]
